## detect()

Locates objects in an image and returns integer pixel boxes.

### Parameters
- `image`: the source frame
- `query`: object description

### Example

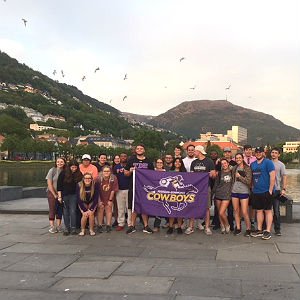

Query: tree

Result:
[1,134,19,159]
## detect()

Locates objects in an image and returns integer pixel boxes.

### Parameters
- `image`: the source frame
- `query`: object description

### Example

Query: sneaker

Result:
[262,231,272,240]
[225,225,231,234]
[112,220,118,227]
[126,226,136,234]
[198,223,205,231]
[205,227,212,235]
[78,230,85,236]
[167,227,174,235]
[220,225,225,234]
[97,225,103,233]
[177,227,183,234]
[70,229,77,235]
[275,230,282,236]
[234,228,241,236]
[213,225,220,230]
[244,229,251,237]
[49,226,57,234]
[56,225,63,233]
[143,226,154,234]
[63,230,70,236]
[250,230,264,237]
[185,227,194,235]
[116,226,124,231]
[106,225,112,233]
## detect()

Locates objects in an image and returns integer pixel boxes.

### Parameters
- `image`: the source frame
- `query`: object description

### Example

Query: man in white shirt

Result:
[182,144,197,172]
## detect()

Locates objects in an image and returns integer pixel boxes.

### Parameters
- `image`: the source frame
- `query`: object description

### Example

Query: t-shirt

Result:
[190,157,215,186]
[45,167,62,191]
[77,182,99,212]
[273,160,287,191]
[114,163,130,190]
[214,170,233,200]
[94,162,110,172]
[125,156,154,189]
[232,166,250,194]
[98,175,119,204]
[79,164,98,180]
[251,158,275,194]
[182,156,197,172]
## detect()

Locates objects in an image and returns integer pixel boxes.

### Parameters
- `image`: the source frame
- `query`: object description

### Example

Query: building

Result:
[182,141,240,155]
[283,141,300,153]
[198,132,232,142]
[227,126,247,144]
[44,114,66,122]
[30,124,54,131]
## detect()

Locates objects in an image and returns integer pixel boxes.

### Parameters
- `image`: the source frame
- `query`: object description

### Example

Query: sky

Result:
[0,0,299,129]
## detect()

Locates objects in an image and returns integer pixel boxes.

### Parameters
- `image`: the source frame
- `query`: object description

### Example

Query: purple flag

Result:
[133,169,209,219]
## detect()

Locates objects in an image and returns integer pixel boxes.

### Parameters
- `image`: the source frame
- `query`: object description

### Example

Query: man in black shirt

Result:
[124,144,154,234]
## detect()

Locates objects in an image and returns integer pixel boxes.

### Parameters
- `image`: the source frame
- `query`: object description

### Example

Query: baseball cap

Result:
[82,154,91,160]
[254,147,264,153]
[223,147,231,152]
[194,145,207,155]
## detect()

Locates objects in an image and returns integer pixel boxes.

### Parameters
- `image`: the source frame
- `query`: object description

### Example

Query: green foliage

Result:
[206,144,223,157]
[0,113,30,138]
[133,129,164,150]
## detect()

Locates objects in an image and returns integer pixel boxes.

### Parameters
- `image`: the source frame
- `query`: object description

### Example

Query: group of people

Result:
[46,143,287,240]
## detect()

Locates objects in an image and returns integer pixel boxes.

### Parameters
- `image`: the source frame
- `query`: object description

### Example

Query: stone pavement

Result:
[0,213,299,300]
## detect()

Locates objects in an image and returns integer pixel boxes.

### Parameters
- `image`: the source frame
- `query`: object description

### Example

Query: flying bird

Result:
[61,70,65,77]
[225,84,231,90]
[123,73,128,80]
[94,67,100,73]
[53,70,57,76]
[21,18,27,27]
[82,76,86,81]
[122,96,127,101]
[179,57,185,62]
[190,85,196,90]
[109,99,112,104]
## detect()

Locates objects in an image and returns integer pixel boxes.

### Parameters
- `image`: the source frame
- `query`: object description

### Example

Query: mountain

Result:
[121,112,154,124]
[149,100,300,145]
[0,51,138,139]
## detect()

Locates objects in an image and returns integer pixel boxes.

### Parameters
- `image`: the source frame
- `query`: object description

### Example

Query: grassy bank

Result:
[0,160,53,168]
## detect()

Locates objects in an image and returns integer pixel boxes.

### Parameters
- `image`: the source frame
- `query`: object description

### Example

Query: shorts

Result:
[252,192,273,210]
[231,193,249,200]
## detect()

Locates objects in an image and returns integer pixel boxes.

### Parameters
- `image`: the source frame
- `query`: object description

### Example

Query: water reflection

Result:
[0,164,299,202]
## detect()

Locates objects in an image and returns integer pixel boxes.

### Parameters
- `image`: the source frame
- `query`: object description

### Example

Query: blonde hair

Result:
[79,173,95,202]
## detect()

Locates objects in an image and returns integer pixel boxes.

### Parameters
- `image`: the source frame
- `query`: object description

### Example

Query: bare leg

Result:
[105,205,113,226]
[97,205,105,226]
[256,210,264,231]
[265,210,273,232]
[205,209,210,228]
[232,197,241,229]
[240,199,251,230]
[142,214,149,227]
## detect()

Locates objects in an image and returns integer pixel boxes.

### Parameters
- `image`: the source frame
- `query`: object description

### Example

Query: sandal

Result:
[89,230,96,236]
[78,230,85,236]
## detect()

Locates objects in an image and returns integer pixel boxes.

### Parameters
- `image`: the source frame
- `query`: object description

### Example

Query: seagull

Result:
[61,70,65,77]
[109,99,112,104]
[123,96,127,101]
[190,85,196,90]
[179,57,185,62]
[82,76,86,81]
[164,86,167,88]
[21,18,27,27]
[225,84,231,90]
[94,67,100,73]
[123,73,128,80]
[53,70,57,76]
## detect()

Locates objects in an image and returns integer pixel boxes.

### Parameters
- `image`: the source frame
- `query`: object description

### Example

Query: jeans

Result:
[273,190,281,230]
[63,194,77,231]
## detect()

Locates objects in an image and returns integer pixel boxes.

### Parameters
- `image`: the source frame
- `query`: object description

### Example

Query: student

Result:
[57,160,83,235]
[168,157,186,234]
[164,154,174,172]
[174,145,182,158]
[79,154,98,179]
[94,153,110,172]
[231,153,252,236]
[182,144,196,172]
[77,173,99,236]
[212,158,233,234]
[97,166,119,233]
[125,144,155,234]
[46,157,66,233]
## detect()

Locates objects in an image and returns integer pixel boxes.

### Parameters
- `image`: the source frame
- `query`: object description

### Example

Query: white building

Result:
[283,141,300,153]
[227,126,247,144]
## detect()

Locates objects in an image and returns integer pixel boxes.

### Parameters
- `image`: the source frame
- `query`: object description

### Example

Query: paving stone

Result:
[268,253,300,264]
[0,270,59,289]
[241,280,300,299]
[80,294,174,300]
[51,275,175,294]
[1,233,53,243]
[175,297,231,300]
[276,242,300,254]
[0,241,17,250]
[0,252,31,269]
[5,254,79,273]
[169,277,242,298]
[84,245,145,257]
[0,289,82,300]
[114,259,155,275]
[77,255,133,262]
[293,264,300,277]
[216,249,269,262]
[139,248,217,260]
[0,242,88,254]
[57,260,123,278]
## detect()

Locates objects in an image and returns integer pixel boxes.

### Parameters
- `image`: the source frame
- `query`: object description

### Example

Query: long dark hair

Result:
[170,157,187,172]
[64,160,82,183]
